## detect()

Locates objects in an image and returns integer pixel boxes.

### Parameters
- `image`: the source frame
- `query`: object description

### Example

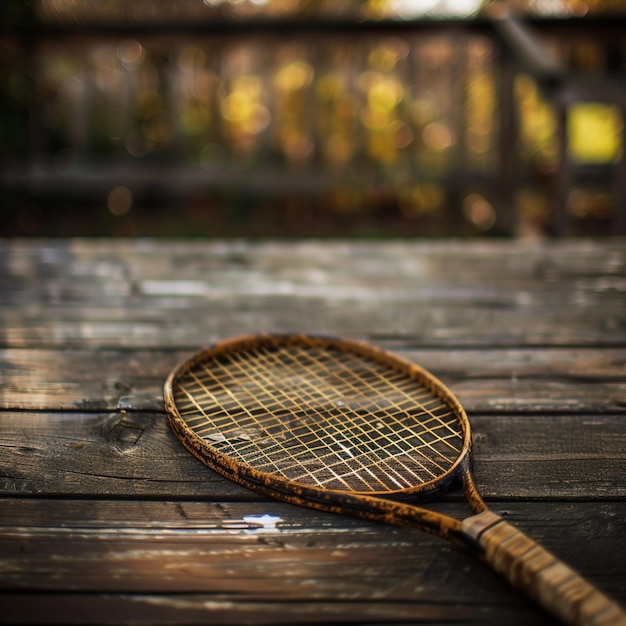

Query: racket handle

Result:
[462,511,626,626]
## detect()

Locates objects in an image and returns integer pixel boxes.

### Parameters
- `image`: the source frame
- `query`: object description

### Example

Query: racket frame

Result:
[164,333,477,540]
[164,333,626,626]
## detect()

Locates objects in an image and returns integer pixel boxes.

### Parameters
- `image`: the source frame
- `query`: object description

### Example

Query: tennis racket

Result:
[164,333,626,626]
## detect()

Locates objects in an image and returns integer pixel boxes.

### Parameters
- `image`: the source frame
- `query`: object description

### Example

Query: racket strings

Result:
[187,350,452,472]
[259,346,461,482]
[236,347,450,489]
[174,343,464,492]
[181,356,454,489]
[184,349,455,456]
[179,346,459,489]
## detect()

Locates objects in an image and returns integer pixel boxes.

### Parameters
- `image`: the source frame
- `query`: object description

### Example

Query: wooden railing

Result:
[1,7,625,237]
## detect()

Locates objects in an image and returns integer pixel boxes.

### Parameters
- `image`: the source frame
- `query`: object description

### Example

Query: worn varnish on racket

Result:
[164,334,626,626]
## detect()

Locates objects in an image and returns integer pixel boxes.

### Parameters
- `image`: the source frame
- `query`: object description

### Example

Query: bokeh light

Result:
[107,186,133,216]
[3,0,625,238]
[568,103,623,164]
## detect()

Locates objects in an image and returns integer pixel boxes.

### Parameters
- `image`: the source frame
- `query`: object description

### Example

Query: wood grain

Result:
[1,500,623,625]
[1,347,625,412]
[0,593,554,625]
[1,240,625,349]
[0,411,623,499]
[1,239,624,626]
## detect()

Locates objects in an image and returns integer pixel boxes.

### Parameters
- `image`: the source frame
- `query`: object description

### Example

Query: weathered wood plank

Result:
[0,500,623,625]
[1,240,625,348]
[1,411,623,500]
[2,302,624,349]
[0,593,554,626]
[0,240,624,626]
[1,347,625,412]
[2,240,624,285]
[0,498,621,538]
[3,301,625,348]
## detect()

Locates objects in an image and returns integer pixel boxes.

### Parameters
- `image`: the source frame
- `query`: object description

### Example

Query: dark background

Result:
[1,0,625,238]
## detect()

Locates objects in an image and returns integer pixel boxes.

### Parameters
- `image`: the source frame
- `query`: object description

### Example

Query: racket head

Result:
[164,334,472,503]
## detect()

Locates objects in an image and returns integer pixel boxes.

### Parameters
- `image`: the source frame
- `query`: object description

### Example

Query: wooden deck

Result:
[0,238,625,625]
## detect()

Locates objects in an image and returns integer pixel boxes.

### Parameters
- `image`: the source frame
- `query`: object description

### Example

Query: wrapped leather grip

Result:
[462,511,626,626]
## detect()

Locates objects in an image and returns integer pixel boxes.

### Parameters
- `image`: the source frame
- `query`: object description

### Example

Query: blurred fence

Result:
[1,3,625,237]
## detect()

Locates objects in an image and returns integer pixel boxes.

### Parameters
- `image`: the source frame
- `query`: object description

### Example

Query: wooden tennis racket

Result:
[164,334,626,626]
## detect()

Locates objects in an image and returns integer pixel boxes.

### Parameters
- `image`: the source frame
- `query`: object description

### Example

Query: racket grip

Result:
[462,511,626,626]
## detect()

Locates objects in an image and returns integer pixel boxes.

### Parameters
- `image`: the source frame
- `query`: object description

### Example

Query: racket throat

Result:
[274,485,465,542]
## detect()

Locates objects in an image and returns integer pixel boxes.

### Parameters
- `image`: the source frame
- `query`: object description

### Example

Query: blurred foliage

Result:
[33,0,626,21]
[1,0,625,238]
